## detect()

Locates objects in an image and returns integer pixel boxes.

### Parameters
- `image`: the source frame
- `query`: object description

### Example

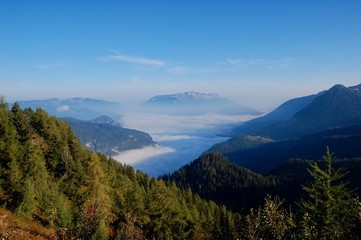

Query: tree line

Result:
[1,99,360,239]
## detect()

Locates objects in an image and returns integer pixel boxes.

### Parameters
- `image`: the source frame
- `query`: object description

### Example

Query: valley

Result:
[2,83,361,239]
[2,1,361,238]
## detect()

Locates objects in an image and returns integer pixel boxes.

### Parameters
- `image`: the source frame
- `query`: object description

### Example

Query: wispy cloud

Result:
[101,54,166,66]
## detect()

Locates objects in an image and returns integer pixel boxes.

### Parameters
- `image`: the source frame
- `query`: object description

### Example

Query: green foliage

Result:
[0,101,242,239]
[17,179,37,218]
[1,101,361,239]
[163,153,277,211]
[300,147,361,239]
[243,196,294,240]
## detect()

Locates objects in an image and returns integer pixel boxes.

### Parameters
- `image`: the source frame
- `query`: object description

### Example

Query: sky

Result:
[1,0,361,111]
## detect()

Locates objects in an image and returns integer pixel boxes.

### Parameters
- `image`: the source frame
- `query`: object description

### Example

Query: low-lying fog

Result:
[113,113,256,176]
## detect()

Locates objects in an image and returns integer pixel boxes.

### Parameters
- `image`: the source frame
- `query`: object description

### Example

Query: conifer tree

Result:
[301,147,360,239]
[77,152,113,239]
[17,179,37,218]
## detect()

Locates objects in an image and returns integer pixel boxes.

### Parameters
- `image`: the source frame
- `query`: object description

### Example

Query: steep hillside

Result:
[2,100,361,239]
[0,207,55,239]
[231,93,320,136]
[0,102,240,239]
[163,153,277,211]
[204,134,273,155]
[165,152,361,213]
[223,125,361,173]
[261,84,361,139]
[64,117,155,156]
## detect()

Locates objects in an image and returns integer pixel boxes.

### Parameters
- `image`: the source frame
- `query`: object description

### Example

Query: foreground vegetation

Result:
[1,100,361,239]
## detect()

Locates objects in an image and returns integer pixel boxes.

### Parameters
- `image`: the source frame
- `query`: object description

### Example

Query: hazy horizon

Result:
[1,1,360,111]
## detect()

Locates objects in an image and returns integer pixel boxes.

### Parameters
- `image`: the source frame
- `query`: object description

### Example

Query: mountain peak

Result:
[328,84,347,93]
[90,115,121,127]
[177,91,220,98]
[260,83,361,139]
[145,91,229,105]
[144,91,261,115]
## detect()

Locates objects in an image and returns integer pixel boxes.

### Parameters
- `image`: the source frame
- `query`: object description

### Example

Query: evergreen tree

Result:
[77,152,113,239]
[301,147,360,239]
[17,179,37,218]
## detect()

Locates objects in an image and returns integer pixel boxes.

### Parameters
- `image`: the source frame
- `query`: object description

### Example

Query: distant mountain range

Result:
[231,83,361,139]
[144,91,262,115]
[146,91,229,105]
[64,116,155,156]
[17,97,121,120]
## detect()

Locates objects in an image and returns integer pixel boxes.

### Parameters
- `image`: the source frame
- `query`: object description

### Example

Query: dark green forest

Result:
[1,100,361,239]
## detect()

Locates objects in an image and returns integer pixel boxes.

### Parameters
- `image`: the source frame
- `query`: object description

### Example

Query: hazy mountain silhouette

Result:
[143,91,262,115]
[17,98,121,120]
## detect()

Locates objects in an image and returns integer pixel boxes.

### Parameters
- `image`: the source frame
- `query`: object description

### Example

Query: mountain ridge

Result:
[261,84,361,139]
[144,91,262,115]
[17,97,121,120]
[64,116,155,156]
[231,83,361,139]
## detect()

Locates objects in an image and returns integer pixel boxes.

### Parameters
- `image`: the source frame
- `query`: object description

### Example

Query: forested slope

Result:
[0,101,239,239]
[1,100,361,239]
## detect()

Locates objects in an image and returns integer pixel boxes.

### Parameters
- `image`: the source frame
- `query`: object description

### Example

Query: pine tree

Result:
[301,147,360,239]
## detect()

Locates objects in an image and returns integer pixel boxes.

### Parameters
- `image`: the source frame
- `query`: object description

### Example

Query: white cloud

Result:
[113,145,175,165]
[152,134,199,142]
[57,105,70,112]
[101,54,166,66]
[122,113,258,134]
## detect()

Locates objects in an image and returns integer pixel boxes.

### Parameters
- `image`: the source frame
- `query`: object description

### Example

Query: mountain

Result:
[90,115,122,127]
[231,92,321,136]
[164,153,361,213]
[231,83,361,139]
[204,134,273,155]
[350,83,361,91]
[146,91,228,105]
[64,116,155,156]
[0,102,240,239]
[214,125,361,173]
[260,84,361,139]
[163,153,277,211]
[17,97,121,120]
[144,91,262,115]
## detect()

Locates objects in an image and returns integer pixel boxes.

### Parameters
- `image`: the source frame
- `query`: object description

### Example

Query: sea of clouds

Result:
[113,113,256,176]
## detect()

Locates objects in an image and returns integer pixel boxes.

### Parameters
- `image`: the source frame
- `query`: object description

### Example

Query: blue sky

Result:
[1,0,360,110]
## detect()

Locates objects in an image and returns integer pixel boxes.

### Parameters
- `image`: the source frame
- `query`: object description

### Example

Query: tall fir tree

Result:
[301,147,361,239]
